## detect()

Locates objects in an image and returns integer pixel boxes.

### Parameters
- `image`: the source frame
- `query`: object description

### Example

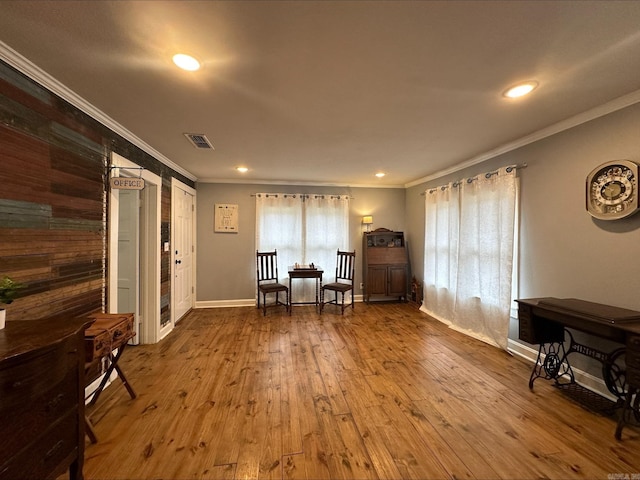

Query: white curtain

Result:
[256,193,349,302]
[422,167,517,350]
[256,194,302,273]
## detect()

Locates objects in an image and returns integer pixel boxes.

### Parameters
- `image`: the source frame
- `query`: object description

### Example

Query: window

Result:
[256,193,349,302]
[423,167,518,349]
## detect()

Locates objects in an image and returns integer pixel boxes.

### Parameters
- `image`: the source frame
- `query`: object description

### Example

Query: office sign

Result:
[110,177,145,190]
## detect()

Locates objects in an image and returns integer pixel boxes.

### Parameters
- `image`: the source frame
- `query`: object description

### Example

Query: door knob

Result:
[176,260,182,264]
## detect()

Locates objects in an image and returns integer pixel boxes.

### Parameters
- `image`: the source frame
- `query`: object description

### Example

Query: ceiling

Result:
[1,1,640,187]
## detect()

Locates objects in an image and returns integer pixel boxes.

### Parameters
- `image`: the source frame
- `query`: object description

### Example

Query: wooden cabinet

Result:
[363,230,409,302]
[0,317,92,480]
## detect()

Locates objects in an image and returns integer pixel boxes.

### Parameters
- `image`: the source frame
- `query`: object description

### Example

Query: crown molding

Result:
[405,88,640,188]
[197,177,405,188]
[0,41,197,182]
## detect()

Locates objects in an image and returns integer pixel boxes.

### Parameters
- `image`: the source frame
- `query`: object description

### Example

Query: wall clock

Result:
[586,160,640,220]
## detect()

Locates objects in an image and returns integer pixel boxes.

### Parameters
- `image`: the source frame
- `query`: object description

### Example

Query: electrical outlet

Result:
[359,282,364,290]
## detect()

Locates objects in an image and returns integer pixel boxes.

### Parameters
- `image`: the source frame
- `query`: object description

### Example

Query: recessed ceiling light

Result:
[173,53,200,71]
[503,81,538,98]
[375,172,385,178]
[236,167,248,173]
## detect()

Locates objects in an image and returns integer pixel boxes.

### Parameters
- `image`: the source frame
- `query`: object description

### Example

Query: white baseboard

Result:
[195,299,255,308]
[507,338,617,402]
[195,294,366,310]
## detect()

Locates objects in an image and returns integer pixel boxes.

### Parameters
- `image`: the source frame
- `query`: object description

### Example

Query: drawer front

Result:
[85,314,135,355]
[85,329,112,362]
[518,306,534,343]
[0,336,78,413]
[0,411,78,480]
[517,314,564,345]
[112,317,134,346]
[0,370,78,466]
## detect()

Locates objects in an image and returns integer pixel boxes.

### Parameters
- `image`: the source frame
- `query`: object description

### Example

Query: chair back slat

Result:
[335,250,355,282]
[257,250,280,283]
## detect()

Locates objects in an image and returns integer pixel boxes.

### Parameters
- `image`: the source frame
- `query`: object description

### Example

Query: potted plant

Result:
[0,276,24,329]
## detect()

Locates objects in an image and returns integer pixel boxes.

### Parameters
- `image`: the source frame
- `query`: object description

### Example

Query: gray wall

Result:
[405,102,640,376]
[407,103,640,311]
[195,183,405,303]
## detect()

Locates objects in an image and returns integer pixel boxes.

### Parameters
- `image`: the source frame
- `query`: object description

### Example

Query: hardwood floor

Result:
[82,303,640,479]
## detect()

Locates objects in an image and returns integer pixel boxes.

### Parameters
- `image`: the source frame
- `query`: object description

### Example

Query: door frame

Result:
[170,178,196,327]
[116,188,140,342]
[108,153,161,344]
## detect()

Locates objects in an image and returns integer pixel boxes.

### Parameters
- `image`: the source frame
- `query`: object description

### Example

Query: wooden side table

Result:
[288,266,323,315]
[84,313,137,443]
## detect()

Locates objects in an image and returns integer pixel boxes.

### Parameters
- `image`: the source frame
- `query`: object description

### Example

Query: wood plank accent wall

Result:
[161,178,172,327]
[0,60,194,323]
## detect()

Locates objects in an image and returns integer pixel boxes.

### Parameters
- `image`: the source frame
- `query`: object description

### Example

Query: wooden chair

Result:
[321,250,356,314]
[256,250,289,316]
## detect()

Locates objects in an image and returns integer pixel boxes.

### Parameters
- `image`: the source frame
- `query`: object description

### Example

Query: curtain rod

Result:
[250,193,354,199]
[421,163,527,195]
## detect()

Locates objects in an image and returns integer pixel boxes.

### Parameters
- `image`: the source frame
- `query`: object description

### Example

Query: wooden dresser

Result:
[0,317,93,480]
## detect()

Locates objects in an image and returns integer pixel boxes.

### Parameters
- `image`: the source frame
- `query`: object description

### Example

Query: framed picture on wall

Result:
[214,204,239,233]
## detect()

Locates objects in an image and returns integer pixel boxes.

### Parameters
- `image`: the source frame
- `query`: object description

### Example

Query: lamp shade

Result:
[362,216,373,225]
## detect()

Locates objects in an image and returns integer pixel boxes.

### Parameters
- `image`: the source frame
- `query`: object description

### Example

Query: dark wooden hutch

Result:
[362,229,409,302]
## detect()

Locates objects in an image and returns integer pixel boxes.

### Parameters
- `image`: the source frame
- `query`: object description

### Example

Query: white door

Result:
[117,190,140,342]
[172,182,195,322]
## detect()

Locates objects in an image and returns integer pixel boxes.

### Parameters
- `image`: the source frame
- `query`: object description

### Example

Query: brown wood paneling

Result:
[0,116,104,320]
[1,59,194,326]
[8,280,103,320]
[0,127,51,201]
[50,144,104,181]
[0,230,102,255]
[160,179,172,326]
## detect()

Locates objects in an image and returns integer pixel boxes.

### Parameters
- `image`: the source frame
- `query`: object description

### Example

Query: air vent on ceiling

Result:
[184,133,214,149]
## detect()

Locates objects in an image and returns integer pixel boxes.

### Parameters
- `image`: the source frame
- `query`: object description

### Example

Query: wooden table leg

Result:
[88,343,136,406]
[113,357,136,399]
[85,415,98,444]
